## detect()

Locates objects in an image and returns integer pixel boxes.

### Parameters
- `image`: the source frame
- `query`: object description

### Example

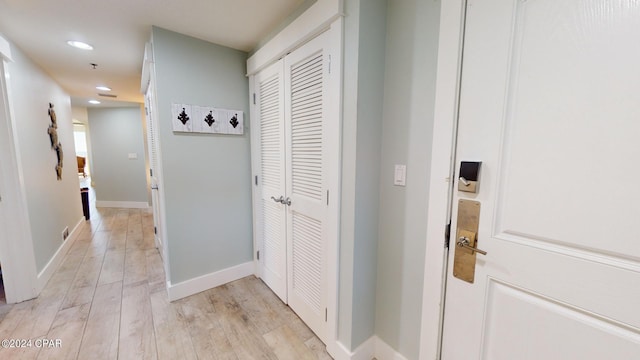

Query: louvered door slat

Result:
[291,56,322,76]
[290,109,322,118]
[290,64,324,194]
[292,183,323,193]
[292,133,324,141]
[263,199,285,278]
[292,80,322,92]
[260,73,283,189]
[290,169,322,179]
[292,82,323,97]
[293,123,322,130]
[292,80,322,94]
[261,106,280,116]
[291,212,323,312]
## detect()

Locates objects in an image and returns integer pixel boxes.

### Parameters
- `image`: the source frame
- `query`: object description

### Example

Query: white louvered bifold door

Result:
[144,77,165,261]
[254,60,288,302]
[284,31,332,342]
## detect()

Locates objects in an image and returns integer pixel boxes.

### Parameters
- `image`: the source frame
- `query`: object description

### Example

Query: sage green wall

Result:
[7,42,84,272]
[151,27,252,284]
[375,0,441,359]
[339,1,441,357]
[87,106,149,204]
[339,0,387,350]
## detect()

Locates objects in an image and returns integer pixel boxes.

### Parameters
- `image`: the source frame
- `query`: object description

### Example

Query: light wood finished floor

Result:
[0,206,333,360]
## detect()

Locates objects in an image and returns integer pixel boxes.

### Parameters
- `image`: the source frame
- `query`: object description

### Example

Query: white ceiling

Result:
[0,0,304,106]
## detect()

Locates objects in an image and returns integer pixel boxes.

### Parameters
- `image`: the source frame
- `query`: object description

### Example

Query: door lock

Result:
[453,200,484,283]
[458,161,481,193]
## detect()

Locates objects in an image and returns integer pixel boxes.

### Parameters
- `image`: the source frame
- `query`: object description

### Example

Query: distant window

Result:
[73,126,88,158]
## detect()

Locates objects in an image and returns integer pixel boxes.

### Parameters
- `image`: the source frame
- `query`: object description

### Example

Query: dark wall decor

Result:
[47,103,63,180]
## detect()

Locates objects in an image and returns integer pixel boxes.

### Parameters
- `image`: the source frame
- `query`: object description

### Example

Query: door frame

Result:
[419,1,468,359]
[0,36,39,303]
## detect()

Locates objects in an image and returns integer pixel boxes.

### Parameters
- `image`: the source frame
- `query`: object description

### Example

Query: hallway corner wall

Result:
[339,0,388,351]
[6,41,84,274]
[374,0,441,359]
[151,27,252,285]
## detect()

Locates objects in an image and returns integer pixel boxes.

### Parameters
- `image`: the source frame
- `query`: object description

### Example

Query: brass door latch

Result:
[453,200,487,283]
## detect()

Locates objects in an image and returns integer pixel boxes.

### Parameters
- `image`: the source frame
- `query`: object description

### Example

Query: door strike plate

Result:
[453,199,481,283]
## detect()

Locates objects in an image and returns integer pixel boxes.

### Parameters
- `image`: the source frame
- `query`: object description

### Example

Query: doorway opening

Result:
[73,123,89,178]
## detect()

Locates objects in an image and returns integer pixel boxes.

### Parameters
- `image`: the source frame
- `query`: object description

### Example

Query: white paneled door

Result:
[441,1,640,359]
[253,29,338,343]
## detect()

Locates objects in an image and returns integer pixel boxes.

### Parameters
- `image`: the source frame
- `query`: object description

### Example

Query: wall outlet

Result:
[62,227,69,241]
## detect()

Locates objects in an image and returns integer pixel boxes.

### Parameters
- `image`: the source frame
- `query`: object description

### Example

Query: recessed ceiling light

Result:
[88,100,101,105]
[96,86,111,91]
[67,40,93,50]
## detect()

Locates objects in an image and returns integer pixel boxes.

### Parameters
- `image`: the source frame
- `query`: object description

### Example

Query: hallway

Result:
[0,205,331,359]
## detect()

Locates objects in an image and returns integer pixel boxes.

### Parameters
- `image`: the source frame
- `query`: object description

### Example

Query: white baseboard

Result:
[332,337,376,360]
[166,261,254,301]
[36,217,85,292]
[95,200,150,209]
[374,337,408,360]
[331,336,407,360]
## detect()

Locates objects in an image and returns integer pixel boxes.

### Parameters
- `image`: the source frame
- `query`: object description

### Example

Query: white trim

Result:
[248,73,262,279]
[0,35,11,61]
[95,200,150,209]
[375,337,409,360]
[166,261,254,301]
[419,1,467,359]
[0,54,39,304]
[324,18,342,359]
[246,0,343,75]
[333,337,375,360]
[36,217,85,292]
[140,42,153,93]
[332,336,408,360]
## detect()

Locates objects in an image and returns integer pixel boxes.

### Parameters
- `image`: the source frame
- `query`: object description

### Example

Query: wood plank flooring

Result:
[0,206,333,359]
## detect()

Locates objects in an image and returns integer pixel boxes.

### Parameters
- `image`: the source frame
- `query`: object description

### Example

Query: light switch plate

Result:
[394,164,406,186]
[128,153,138,159]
